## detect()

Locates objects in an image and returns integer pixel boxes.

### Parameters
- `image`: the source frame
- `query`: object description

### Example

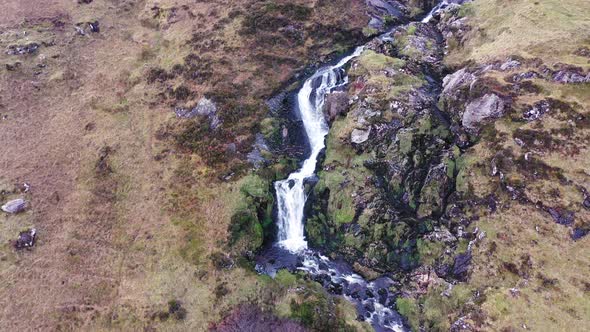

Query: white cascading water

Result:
[275,46,365,252]
[266,4,446,331]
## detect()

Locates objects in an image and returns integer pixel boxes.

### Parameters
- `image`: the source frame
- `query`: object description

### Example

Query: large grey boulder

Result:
[462,94,505,130]
[1,198,27,214]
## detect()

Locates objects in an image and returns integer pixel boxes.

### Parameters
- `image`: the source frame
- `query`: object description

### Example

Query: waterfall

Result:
[261,4,447,331]
[275,46,364,252]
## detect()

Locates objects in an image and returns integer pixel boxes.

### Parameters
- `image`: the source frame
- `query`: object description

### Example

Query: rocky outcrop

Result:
[175,97,221,129]
[307,19,464,276]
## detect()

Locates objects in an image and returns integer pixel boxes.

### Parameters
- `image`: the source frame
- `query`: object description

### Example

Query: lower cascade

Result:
[259,4,447,332]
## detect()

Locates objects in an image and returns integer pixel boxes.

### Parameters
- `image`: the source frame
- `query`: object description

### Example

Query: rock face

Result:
[462,94,505,131]
[1,198,27,214]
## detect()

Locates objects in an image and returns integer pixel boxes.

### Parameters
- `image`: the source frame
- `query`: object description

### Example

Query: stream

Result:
[256,3,449,331]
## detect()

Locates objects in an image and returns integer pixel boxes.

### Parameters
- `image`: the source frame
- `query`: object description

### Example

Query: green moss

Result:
[396,297,420,331]
[421,285,473,331]
[353,50,406,74]
[228,174,274,253]
[240,174,270,199]
[362,27,378,37]
[275,269,298,287]
[398,130,415,154]
[260,117,280,141]
[417,239,445,265]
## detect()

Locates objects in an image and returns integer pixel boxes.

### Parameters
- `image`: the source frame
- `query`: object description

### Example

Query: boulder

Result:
[2,198,27,214]
[15,229,36,249]
[443,68,476,96]
[462,94,505,131]
[323,91,349,123]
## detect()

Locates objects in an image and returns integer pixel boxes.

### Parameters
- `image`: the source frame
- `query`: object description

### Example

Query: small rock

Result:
[500,59,521,71]
[89,21,100,33]
[2,198,27,214]
[571,228,589,241]
[523,100,551,121]
[351,128,371,144]
[510,71,540,82]
[5,62,21,71]
[547,207,574,225]
[15,228,36,249]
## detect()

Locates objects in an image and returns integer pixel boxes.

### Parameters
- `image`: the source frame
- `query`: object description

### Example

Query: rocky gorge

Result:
[1,0,588,331]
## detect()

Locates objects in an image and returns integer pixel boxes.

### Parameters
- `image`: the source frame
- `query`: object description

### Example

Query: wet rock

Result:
[1,198,27,214]
[462,94,506,131]
[14,229,36,249]
[351,128,371,144]
[523,100,551,121]
[583,197,590,209]
[452,252,471,280]
[323,91,349,123]
[6,43,39,55]
[364,301,375,313]
[547,208,574,226]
